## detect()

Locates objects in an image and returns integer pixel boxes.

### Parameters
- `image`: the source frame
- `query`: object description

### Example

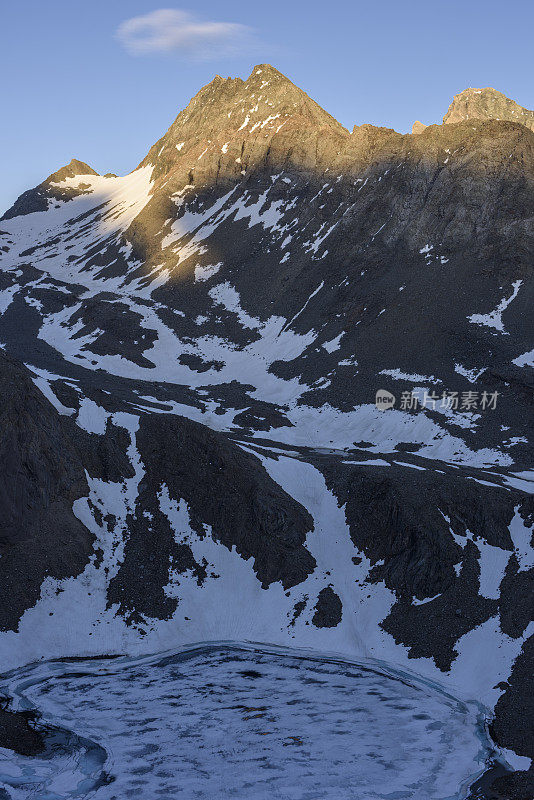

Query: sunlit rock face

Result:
[443,87,534,132]
[0,65,532,798]
[412,120,428,134]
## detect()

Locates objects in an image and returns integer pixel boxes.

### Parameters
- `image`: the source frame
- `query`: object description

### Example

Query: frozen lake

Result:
[0,644,494,799]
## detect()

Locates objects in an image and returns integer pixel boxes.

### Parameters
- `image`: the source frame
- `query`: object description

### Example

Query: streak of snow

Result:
[468,281,523,333]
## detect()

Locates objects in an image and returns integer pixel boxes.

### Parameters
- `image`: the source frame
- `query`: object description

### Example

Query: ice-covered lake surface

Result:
[0,643,496,800]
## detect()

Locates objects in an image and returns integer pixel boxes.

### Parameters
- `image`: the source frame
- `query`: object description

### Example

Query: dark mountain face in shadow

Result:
[0,351,95,629]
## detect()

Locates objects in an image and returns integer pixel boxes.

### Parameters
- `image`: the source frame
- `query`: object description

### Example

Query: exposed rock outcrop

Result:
[411,120,427,134]
[0,352,94,630]
[443,87,534,132]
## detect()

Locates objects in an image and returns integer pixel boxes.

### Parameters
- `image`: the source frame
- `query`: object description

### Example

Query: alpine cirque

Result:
[0,65,532,799]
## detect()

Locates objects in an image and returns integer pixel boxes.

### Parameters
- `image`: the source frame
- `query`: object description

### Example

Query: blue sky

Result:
[2,0,533,212]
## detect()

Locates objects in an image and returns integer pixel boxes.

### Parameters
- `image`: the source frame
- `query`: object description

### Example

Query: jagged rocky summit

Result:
[412,85,534,135]
[444,86,534,131]
[0,65,533,798]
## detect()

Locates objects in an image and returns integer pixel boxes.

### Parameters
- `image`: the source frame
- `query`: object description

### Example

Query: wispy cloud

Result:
[116,9,255,60]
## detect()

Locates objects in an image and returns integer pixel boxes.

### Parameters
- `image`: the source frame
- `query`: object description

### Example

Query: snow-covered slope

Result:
[0,65,532,795]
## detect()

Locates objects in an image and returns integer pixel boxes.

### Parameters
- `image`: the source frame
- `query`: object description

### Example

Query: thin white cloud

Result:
[117,9,255,60]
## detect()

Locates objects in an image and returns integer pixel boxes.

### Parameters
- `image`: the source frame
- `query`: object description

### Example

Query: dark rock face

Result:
[106,495,208,625]
[320,459,532,670]
[0,349,315,631]
[382,566,498,672]
[79,421,135,484]
[312,587,342,628]
[131,413,315,591]
[320,461,519,599]
[64,297,159,368]
[491,635,534,764]
[499,557,534,639]
[483,770,534,800]
[0,352,94,630]
[0,707,44,756]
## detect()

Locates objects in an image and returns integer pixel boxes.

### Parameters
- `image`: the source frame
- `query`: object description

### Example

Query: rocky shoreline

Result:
[0,705,44,756]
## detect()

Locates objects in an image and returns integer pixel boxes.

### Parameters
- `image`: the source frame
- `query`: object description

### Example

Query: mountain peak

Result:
[1,159,99,221]
[411,120,428,135]
[46,159,99,184]
[140,63,348,182]
[247,63,289,80]
[443,87,534,131]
